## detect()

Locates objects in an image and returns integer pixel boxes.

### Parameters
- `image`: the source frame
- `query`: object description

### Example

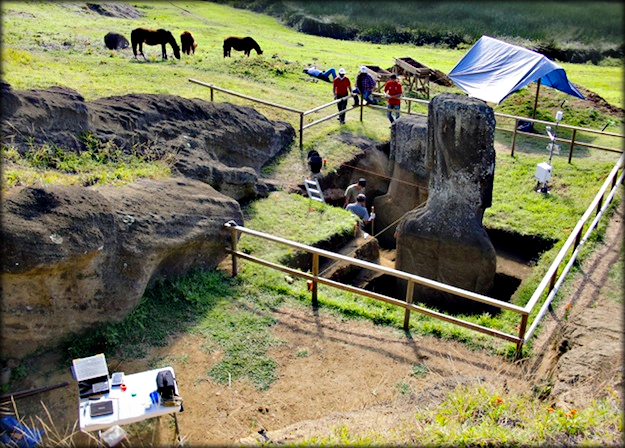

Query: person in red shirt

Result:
[333,67,351,125]
[383,73,403,123]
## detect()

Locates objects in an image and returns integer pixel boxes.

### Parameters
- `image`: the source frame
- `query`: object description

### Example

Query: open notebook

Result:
[72,353,110,398]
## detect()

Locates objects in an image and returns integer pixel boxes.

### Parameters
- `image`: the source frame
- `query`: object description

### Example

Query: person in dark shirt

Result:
[355,66,377,105]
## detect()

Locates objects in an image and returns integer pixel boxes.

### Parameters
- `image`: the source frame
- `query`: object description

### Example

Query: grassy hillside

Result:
[2,2,622,445]
[218,0,624,61]
[1,1,622,108]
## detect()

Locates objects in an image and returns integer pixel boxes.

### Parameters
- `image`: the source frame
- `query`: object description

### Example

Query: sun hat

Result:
[356,193,366,202]
[338,67,346,74]
[360,66,367,73]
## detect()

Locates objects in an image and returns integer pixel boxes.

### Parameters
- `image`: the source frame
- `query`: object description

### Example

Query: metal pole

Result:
[370,206,375,236]
[532,78,541,120]
[210,85,214,102]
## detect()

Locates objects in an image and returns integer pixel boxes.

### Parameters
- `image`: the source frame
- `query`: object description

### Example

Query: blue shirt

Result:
[346,202,370,223]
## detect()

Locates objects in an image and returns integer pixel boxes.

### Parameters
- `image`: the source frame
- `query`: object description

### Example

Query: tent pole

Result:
[532,78,541,119]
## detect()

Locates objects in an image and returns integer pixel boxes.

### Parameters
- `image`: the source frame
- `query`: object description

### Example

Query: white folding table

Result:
[78,366,181,437]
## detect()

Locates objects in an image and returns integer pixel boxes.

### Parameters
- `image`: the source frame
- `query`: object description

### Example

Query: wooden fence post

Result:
[568,128,577,163]
[515,314,528,359]
[403,281,414,331]
[511,118,518,156]
[230,225,238,277]
[299,113,304,150]
[312,253,319,308]
[360,94,364,122]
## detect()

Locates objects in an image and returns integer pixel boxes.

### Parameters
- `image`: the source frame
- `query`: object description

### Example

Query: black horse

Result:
[180,31,197,55]
[131,28,180,60]
[223,36,263,57]
[104,32,129,50]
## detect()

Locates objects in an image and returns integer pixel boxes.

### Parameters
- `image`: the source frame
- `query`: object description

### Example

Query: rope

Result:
[317,201,426,277]
[340,163,423,189]
[371,201,426,239]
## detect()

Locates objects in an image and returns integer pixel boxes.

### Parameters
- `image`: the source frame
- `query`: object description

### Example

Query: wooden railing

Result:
[522,153,624,341]
[224,152,622,357]
[189,78,624,157]
[224,222,529,355]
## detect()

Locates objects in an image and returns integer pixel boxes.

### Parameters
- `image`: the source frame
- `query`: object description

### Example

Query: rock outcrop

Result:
[395,94,496,314]
[1,83,296,201]
[1,178,243,359]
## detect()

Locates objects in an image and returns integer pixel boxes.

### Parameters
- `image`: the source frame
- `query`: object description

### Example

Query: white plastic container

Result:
[100,425,128,447]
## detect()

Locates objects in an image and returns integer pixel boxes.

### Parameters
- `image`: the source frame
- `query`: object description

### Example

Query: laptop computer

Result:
[72,354,111,398]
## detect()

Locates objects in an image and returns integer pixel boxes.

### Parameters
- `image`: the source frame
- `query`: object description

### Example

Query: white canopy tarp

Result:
[448,35,584,104]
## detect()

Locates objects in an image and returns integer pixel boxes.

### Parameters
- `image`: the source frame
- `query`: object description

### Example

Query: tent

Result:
[448,35,584,106]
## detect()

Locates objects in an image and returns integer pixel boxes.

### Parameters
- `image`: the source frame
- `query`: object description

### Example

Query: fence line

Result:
[189,78,624,156]
[224,152,622,356]
[524,162,624,341]
[192,78,623,356]
[224,221,527,352]
[523,153,624,336]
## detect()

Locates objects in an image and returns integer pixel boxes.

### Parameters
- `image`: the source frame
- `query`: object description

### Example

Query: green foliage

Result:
[62,270,234,360]
[240,192,355,262]
[1,133,174,190]
[410,363,429,377]
[301,383,622,445]
[484,152,617,240]
[223,1,623,51]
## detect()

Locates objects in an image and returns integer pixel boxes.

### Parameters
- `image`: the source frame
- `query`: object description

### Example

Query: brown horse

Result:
[131,27,180,60]
[180,31,197,55]
[223,36,263,57]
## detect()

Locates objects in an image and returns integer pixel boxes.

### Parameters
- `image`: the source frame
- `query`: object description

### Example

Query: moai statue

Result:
[373,115,429,247]
[395,93,496,314]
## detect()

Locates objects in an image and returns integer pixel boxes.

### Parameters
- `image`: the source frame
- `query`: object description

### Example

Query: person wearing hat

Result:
[383,73,403,123]
[355,66,377,105]
[344,178,367,207]
[332,67,352,124]
[346,193,376,228]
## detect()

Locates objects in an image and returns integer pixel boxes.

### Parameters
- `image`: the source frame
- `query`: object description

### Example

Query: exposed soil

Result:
[8,201,622,447]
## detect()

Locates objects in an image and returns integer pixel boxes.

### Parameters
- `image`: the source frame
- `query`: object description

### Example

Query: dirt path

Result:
[528,200,624,408]
[9,203,622,447]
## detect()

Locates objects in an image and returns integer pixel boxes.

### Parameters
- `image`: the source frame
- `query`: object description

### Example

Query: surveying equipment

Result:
[535,110,563,193]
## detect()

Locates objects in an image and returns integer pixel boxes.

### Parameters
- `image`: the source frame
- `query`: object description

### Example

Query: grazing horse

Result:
[104,32,129,50]
[180,31,197,55]
[131,27,180,60]
[223,36,263,58]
